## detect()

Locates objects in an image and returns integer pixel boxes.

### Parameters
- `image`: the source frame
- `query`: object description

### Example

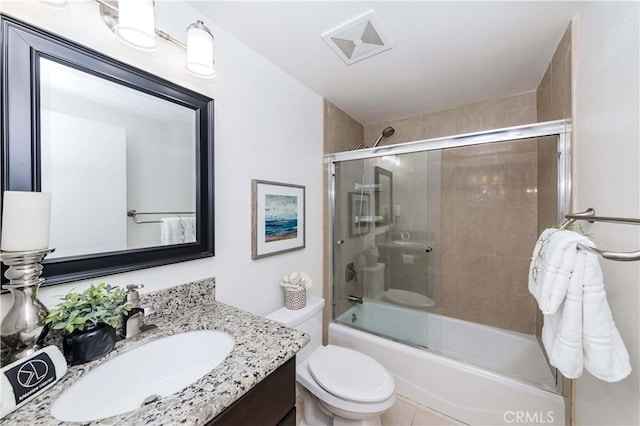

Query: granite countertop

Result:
[1,278,309,425]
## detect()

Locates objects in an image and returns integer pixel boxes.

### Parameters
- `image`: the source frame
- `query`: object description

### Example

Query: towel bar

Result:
[127,210,195,224]
[561,208,640,261]
[564,208,640,226]
[577,244,640,262]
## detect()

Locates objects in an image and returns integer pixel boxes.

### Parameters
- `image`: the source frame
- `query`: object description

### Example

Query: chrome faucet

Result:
[121,284,156,339]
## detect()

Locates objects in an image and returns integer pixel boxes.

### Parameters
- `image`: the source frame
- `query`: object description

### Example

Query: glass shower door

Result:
[332,152,442,351]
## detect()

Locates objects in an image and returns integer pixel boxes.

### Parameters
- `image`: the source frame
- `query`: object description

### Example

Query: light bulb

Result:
[186,21,215,79]
[115,0,157,51]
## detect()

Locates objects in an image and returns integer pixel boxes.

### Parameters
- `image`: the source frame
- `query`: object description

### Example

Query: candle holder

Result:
[1,248,54,365]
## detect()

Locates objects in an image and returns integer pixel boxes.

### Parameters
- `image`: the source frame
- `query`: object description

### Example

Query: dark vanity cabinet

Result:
[207,356,296,426]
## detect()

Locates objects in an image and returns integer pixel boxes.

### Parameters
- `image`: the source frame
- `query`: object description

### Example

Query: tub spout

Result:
[348,295,363,304]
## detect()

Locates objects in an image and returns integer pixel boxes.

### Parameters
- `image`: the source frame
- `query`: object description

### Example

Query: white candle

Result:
[1,191,51,251]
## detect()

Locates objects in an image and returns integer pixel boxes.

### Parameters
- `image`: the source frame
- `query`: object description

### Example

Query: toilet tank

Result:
[265,295,324,365]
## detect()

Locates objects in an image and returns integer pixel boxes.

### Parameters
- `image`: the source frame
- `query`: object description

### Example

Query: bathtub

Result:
[330,299,565,425]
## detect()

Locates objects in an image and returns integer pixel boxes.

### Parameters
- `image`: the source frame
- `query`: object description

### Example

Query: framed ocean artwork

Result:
[251,179,306,259]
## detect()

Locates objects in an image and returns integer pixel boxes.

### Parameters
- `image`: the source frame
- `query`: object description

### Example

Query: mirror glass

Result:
[39,58,197,259]
[375,167,393,225]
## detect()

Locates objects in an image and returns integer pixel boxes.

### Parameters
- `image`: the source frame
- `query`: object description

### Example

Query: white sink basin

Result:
[51,330,235,422]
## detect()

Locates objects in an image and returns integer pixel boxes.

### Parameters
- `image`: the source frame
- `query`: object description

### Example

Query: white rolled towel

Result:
[1,346,67,419]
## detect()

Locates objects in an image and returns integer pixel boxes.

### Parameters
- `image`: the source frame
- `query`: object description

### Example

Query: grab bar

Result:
[127,209,195,224]
[561,208,640,261]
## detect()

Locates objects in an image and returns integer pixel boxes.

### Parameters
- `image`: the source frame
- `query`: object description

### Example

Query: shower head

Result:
[352,126,396,150]
[372,126,395,148]
[382,126,395,138]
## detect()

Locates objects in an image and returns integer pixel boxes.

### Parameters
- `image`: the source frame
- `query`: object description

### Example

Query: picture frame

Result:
[349,192,371,236]
[252,180,306,259]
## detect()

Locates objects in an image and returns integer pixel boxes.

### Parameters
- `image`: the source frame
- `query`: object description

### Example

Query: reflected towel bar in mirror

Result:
[127,210,196,224]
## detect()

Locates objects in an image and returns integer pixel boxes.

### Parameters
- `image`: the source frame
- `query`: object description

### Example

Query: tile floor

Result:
[381,394,464,426]
[296,393,464,426]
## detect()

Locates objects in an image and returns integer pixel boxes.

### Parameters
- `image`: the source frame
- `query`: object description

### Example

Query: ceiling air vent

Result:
[322,11,392,65]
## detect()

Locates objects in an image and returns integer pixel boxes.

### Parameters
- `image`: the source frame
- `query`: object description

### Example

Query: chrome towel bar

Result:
[576,244,640,262]
[127,210,195,224]
[564,208,640,226]
[561,208,640,261]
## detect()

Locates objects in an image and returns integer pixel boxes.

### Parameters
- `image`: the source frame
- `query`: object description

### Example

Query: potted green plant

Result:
[45,283,133,365]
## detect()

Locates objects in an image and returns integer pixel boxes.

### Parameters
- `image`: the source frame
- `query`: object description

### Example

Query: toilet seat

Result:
[307,345,395,403]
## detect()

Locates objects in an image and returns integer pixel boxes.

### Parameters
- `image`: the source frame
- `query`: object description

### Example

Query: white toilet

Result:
[266,295,395,426]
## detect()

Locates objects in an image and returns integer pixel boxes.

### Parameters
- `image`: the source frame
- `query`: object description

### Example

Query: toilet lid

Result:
[307,346,394,403]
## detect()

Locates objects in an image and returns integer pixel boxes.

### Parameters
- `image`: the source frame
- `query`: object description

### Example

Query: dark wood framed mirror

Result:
[1,15,215,286]
[374,166,393,225]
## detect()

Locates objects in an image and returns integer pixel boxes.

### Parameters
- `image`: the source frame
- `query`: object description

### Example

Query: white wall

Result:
[0,1,323,317]
[572,2,640,424]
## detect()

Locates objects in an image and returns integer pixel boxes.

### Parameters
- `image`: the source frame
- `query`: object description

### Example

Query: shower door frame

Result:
[327,118,572,391]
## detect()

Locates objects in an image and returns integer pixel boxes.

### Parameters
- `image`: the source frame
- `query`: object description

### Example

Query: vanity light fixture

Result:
[40,0,217,79]
[113,0,157,51]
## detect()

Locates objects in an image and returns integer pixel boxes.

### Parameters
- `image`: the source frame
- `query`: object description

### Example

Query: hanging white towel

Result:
[528,228,593,315]
[581,252,631,381]
[541,249,587,378]
[160,216,196,245]
[530,228,631,382]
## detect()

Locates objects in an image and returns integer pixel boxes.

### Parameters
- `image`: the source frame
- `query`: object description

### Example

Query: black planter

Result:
[63,323,117,365]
